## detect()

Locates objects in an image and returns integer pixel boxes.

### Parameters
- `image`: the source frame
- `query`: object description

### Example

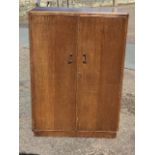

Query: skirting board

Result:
[33,130,117,138]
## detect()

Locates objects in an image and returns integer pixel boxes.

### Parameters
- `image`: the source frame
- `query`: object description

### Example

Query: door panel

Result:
[30,15,55,130]
[77,17,103,131]
[96,17,127,131]
[77,16,127,131]
[30,15,77,131]
[53,16,78,130]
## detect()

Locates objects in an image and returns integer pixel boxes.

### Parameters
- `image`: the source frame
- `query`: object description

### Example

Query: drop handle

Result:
[82,54,87,64]
[68,54,73,64]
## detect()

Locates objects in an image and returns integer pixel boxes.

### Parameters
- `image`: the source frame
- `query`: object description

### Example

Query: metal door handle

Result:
[82,54,87,64]
[68,54,73,64]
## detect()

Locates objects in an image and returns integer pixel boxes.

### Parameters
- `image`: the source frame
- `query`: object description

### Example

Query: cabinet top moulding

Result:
[29,7,128,17]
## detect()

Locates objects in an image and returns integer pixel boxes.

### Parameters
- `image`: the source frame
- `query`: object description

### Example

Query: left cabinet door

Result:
[29,14,78,132]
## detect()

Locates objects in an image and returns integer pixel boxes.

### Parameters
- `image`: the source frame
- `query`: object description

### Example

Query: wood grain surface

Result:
[29,8,128,137]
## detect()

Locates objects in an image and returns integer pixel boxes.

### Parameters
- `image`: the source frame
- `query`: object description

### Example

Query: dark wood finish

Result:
[29,7,128,138]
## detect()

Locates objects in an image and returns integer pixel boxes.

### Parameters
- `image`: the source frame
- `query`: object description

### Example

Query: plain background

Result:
[0,0,155,154]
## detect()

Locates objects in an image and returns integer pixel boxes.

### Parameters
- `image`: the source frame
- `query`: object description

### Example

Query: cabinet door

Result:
[29,14,77,131]
[53,15,78,131]
[77,16,128,132]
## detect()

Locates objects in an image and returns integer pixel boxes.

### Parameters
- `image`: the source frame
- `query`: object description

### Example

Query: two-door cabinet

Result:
[29,7,128,138]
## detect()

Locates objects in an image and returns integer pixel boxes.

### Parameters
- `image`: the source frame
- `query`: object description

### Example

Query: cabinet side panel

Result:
[29,14,55,130]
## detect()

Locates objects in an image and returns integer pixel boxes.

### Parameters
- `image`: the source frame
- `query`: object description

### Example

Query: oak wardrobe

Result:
[29,7,128,138]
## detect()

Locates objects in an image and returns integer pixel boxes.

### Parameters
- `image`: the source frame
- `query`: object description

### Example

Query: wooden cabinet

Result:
[29,7,128,138]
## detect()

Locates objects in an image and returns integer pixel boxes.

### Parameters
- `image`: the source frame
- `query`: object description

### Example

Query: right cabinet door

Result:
[77,16,128,132]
